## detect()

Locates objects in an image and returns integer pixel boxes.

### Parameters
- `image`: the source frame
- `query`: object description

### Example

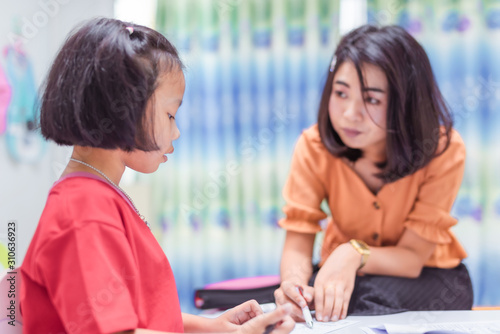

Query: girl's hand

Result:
[274,281,314,322]
[313,242,360,322]
[236,303,295,334]
[216,299,265,329]
[213,300,295,333]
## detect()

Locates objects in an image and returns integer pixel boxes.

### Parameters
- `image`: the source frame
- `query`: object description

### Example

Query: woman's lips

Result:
[342,128,362,138]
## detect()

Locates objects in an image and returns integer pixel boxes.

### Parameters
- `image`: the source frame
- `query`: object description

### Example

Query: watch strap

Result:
[349,239,370,270]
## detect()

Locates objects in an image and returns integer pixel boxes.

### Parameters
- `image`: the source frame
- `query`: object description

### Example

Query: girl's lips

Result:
[342,128,362,138]
[162,148,174,163]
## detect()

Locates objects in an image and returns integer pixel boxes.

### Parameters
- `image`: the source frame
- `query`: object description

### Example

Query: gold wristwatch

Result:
[349,239,370,270]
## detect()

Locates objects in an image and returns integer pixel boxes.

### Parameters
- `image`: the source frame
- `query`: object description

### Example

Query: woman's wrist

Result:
[281,267,312,287]
[348,239,370,270]
[331,242,364,271]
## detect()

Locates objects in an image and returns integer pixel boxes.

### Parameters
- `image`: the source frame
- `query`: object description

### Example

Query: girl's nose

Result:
[173,125,181,140]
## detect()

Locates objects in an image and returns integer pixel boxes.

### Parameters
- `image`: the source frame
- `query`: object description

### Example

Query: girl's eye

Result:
[168,114,175,120]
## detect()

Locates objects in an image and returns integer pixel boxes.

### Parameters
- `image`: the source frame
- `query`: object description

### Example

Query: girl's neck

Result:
[62,146,125,185]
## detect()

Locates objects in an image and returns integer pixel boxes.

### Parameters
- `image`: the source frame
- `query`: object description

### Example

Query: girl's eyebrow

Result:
[334,80,386,93]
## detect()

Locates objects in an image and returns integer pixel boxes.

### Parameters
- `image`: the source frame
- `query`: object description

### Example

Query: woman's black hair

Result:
[318,24,453,182]
[40,17,183,151]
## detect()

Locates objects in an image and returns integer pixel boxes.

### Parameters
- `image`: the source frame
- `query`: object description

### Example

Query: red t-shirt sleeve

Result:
[34,222,140,334]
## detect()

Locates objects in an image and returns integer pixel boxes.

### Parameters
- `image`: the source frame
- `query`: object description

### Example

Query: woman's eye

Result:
[366,97,380,105]
[335,91,347,98]
[168,114,175,120]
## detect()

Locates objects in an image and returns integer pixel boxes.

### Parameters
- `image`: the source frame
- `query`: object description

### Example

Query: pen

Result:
[296,286,314,328]
[263,323,276,334]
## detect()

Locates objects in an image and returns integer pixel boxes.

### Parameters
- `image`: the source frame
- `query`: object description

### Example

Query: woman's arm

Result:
[274,231,316,320]
[357,131,465,278]
[359,228,437,278]
[311,228,437,322]
[280,231,316,284]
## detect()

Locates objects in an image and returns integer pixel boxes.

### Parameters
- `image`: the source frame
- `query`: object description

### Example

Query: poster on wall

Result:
[3,43,46,164]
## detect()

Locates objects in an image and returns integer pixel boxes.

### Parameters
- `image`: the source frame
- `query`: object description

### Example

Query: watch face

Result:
[351,240,370,254]
[357,240,369,250]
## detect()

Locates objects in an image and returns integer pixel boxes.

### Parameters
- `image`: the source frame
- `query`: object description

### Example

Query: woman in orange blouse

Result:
[274,25,473,323]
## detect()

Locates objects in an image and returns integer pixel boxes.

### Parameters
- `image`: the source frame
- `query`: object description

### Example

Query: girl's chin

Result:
[130,164,161,174]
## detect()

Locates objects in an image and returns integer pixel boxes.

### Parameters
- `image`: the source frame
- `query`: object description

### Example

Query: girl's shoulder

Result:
[42,175,129,232]
[50,173,121,202]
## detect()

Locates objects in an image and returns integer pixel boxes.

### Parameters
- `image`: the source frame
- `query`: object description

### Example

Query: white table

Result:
[201,305,500,333]
[332,310,500,333]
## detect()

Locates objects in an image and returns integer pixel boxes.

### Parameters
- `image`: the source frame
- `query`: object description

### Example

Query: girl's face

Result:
[122,69,185,173]
[329,61,389,158]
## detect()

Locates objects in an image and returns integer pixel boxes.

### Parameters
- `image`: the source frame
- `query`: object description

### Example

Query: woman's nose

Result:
[343,99,364,121]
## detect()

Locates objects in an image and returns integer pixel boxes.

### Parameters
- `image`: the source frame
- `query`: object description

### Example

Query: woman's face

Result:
[328,61,389,158]
[122,69,185,173]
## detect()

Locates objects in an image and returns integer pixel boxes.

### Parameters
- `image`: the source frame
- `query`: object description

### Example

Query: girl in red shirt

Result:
[21,17,293,334]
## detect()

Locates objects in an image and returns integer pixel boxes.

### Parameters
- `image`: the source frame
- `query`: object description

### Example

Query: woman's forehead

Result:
[334,61,388,90]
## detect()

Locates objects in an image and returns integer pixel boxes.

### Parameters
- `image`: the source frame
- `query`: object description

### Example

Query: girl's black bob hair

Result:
[40,17,183,151]
[318,25,453,182]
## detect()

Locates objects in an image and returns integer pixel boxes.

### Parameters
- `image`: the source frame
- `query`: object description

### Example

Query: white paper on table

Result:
[291,320,358,333]
[359,324,389,334]
[360,321,500,334]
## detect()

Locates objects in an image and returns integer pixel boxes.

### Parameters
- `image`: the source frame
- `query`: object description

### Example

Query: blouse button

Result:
[372,233,379,241]
[373,201,380,210]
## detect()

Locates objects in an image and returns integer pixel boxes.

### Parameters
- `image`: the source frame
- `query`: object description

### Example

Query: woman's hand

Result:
[212,300,295,333]
[274,281,314,322]
[313,242,360,322]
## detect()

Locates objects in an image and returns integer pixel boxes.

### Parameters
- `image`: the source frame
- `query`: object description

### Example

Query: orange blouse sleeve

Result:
[403,130,466,244]
[278,131,327,234]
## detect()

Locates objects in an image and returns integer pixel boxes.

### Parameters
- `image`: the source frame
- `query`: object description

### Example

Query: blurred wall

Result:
[0,0,114,265]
